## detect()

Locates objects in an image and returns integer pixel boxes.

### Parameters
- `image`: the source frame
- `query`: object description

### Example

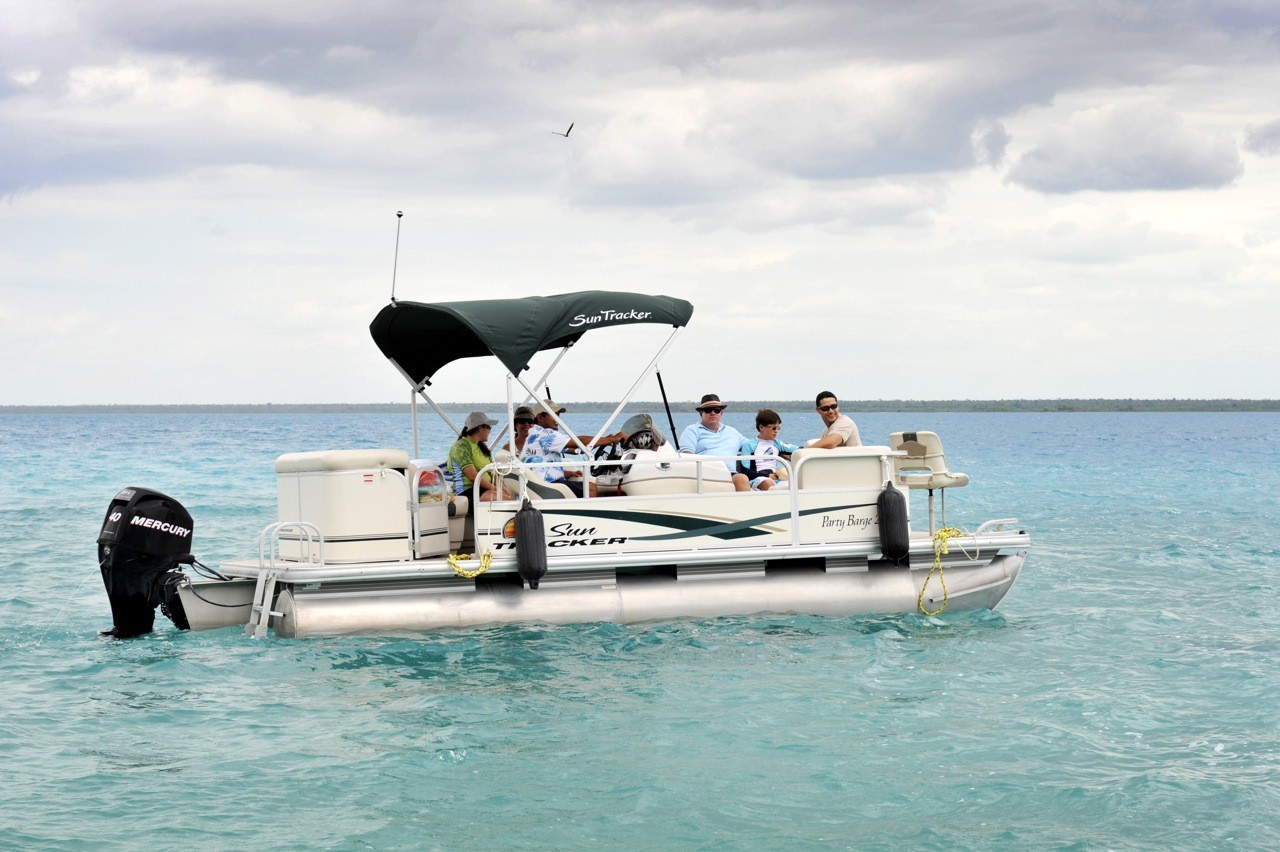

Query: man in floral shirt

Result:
[520,400,627,498]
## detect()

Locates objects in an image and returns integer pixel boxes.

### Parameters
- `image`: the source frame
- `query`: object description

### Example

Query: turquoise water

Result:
[2,411,1279,849]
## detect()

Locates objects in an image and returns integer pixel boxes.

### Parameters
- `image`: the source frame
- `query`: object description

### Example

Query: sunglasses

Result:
[817,403,839,412]
[515,419,533,425]
[762,423,781,429]
[700,406,726,414]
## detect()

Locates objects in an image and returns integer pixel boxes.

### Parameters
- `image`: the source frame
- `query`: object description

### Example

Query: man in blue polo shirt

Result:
[678,393,750,492]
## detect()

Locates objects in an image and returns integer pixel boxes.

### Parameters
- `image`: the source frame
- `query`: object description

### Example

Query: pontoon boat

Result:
[96,292,1030,638]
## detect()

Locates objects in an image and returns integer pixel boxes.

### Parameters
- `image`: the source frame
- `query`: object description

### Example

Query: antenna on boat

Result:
[389,211,404,305]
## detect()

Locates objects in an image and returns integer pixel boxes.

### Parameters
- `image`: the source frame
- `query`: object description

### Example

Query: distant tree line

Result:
[4,399,1279,414]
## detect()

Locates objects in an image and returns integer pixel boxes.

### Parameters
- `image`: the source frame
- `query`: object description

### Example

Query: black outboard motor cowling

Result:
[97,487,193,637]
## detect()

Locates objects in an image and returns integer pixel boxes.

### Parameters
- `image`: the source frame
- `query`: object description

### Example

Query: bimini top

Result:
[370,291,694,385]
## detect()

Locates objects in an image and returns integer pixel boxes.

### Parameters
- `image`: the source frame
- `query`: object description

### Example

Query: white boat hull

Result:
[178,543,1026,637]
[174,445,1031,638]
[275,553,1025,638]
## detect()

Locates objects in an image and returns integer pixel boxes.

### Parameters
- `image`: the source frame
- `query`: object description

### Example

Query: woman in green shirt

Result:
[448,411,509,502]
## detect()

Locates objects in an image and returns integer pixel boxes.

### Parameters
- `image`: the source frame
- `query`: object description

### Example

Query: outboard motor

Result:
[97,487,194,637]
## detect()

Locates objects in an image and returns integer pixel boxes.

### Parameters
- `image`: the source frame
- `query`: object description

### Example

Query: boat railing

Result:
[260,520,326,568]
[475,448,904,548]
[476,454,804,545]
[479,454,799,496]
[247,521,324,638]
[975,518,1021,535]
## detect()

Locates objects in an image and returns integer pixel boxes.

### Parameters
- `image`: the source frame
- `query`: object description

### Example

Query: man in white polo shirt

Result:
[809,391,862,448]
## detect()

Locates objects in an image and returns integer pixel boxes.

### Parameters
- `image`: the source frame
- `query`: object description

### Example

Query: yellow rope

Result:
[918,526,965,616]
[447,549,493,579]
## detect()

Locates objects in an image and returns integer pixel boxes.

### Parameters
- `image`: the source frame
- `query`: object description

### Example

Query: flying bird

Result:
[552,122,574,137]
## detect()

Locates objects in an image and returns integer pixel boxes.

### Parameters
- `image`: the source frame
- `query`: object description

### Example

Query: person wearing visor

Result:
[678,394,750,492]
[448,411,511,501]
[520,400,627,498]
[809,391,862,448]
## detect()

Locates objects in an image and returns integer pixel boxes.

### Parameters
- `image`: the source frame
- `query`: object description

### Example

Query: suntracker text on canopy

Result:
[370,291,694,386]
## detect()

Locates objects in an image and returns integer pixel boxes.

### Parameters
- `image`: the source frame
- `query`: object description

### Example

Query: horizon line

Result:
[4,398,1279,414]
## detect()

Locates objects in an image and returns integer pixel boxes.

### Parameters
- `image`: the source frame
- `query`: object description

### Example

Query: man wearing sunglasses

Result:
[678,394,751,492]
[809,391,862,448]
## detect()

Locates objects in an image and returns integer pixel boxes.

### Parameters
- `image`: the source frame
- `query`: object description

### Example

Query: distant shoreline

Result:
[3,399,1278,414]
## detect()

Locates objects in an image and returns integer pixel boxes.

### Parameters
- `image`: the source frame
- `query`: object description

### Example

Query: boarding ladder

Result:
[245,521,325,638]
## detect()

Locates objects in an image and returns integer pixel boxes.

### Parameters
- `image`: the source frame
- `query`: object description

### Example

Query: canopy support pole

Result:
[514,371,602,495]
[655,369,678,447]
[592,326,685,444]
[492,345,575,450]
[515,326,686,492]
[525,345,573,410]
[388,361,463,443]
[506,373,516,455]
[411,388,419,459]
[416,386,459,438]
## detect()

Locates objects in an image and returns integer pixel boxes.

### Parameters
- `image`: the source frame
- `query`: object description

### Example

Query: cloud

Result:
[972,120,1011,167]
[323,44,375,64]
[692,61,1009,181]
[1022,214,1198,265]
[0,0,1270,222]
[7,68,41,86]
[1244,118,1280,155]
[1006,104,1243,193]
[3,1,1280,403]
[0,55,510,197]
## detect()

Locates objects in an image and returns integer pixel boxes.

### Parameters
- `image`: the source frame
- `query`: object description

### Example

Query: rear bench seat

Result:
[791,446,895,490]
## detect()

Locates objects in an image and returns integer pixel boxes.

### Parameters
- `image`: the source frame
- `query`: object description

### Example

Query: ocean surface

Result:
[2,410,1278,849]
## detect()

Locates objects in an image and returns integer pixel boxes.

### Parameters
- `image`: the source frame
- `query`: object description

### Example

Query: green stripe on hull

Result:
[537,503,876,542]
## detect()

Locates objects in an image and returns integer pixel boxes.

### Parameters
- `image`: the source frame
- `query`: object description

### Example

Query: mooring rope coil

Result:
[447,549,493,579]
[918,526,968,616]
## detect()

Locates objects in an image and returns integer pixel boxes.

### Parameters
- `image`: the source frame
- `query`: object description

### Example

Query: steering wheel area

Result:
[591,443,624,477]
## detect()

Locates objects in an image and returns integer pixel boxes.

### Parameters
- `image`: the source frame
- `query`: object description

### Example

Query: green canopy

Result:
[370,291,694,385]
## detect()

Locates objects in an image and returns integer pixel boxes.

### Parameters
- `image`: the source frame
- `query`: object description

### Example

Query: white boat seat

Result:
[888,431,969,491]
[493,450,577,499]
[619,448,736,495]
[505,475,577,499]
[447,494,469,551]
[791,446,893,490]
[275,448,410,473]
[889,431,966,533]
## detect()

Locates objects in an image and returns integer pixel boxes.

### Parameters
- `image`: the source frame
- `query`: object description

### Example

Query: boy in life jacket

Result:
[738,409,801,490]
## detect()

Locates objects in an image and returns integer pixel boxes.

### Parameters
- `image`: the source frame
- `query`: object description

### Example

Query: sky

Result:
[2,0,1278,405]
